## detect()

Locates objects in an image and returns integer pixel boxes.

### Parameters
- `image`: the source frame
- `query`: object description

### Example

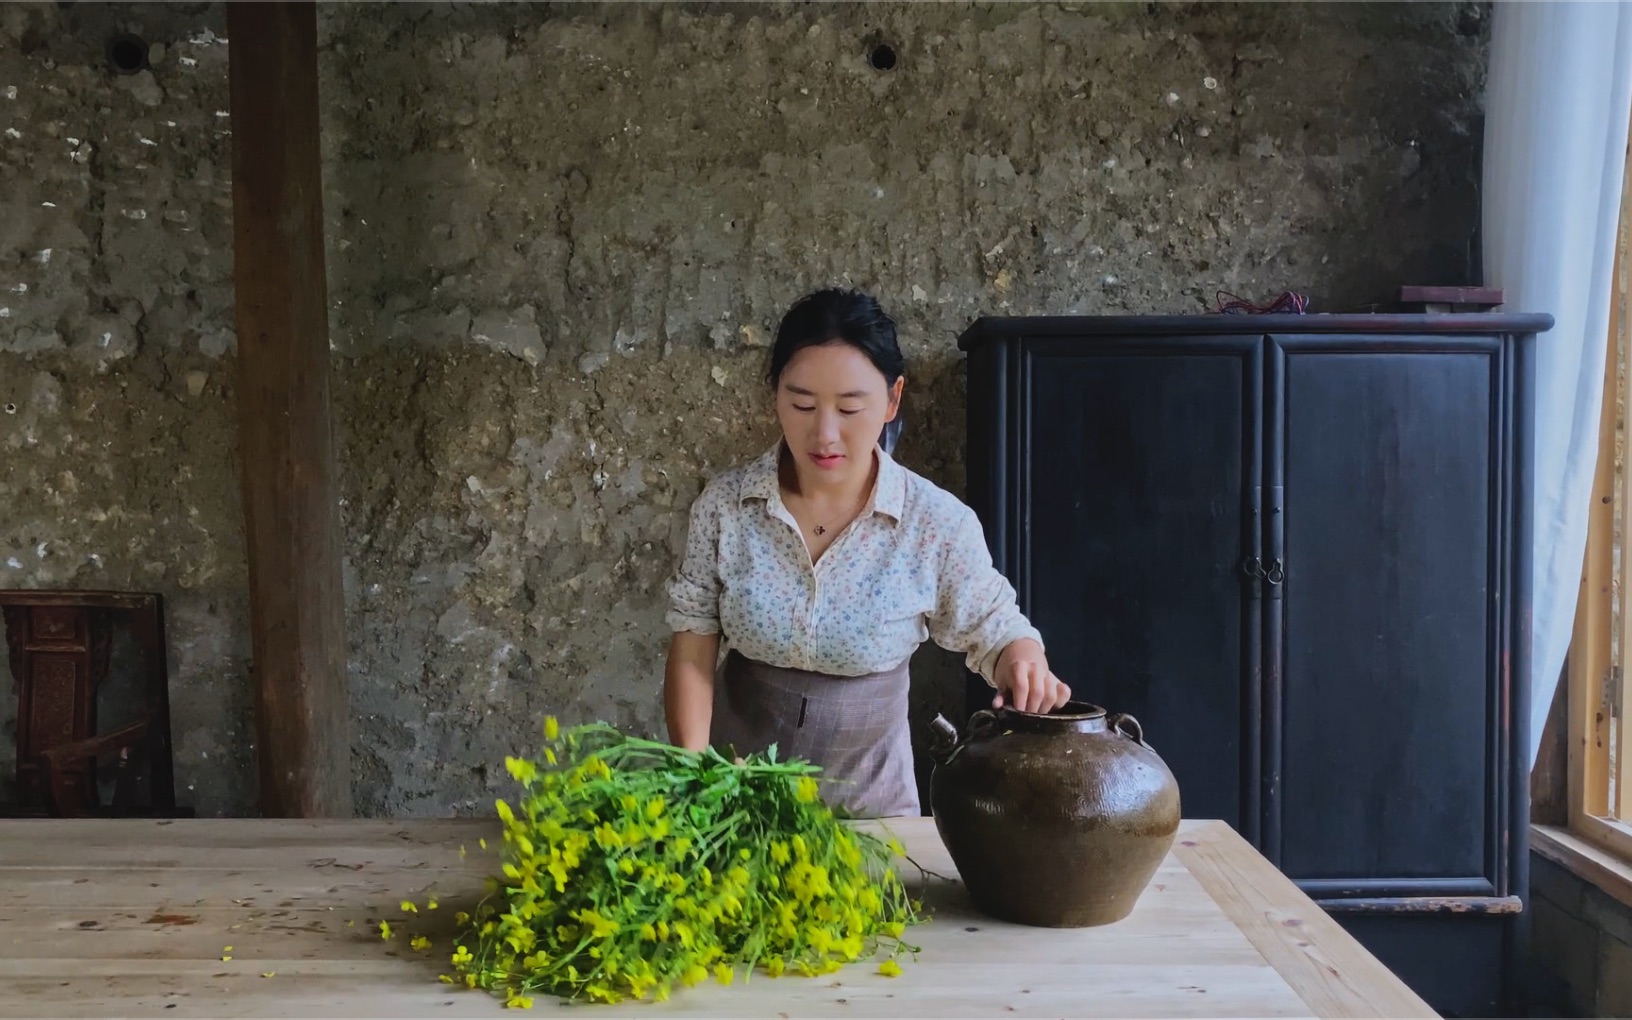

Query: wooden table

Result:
[0,817,1435,1018]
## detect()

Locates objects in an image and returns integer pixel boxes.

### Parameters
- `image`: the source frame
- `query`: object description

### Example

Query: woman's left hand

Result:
[991,639,1071,714]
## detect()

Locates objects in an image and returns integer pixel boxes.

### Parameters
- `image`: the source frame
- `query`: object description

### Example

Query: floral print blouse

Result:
[665,442,1044,685]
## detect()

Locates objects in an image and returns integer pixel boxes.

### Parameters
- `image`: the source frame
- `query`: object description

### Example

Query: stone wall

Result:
[1529,851,1632,1017]
[0,1,1490,815]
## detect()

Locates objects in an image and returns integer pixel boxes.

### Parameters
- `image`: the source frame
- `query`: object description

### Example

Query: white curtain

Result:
[1483,0,1632,767]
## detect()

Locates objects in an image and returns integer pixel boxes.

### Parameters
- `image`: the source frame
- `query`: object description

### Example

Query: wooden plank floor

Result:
[0,817,1435,1018]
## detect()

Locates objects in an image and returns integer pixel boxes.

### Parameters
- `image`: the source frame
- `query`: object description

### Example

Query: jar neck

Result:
[998,701,1109,735]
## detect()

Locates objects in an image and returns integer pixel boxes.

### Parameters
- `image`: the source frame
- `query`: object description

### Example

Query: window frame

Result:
[1565,188,1632,866]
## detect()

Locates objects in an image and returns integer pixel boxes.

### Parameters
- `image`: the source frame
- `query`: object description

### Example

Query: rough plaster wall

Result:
[1,1,1488,815]
[0,3,248,810]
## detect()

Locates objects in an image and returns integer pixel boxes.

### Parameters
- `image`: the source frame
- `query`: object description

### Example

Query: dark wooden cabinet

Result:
[960,314,1550,1018]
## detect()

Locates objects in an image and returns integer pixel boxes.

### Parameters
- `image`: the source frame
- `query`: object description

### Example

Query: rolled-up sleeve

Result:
[927,507,1044,685]
[664,481,726,635]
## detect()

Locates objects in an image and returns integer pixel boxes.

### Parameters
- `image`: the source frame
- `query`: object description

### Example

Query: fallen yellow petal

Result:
[261,971,276,979]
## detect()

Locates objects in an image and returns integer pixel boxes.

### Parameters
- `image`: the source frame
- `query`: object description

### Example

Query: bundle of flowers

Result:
[437,719,924,1007]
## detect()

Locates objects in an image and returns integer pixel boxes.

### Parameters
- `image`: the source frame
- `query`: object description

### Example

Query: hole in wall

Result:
[105,33,148,76]
[2,404,16,415]
[869,43,897,71]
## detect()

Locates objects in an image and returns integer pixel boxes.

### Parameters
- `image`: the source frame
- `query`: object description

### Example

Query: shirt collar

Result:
[871,445,907,522]
[740,440,907,524]
[740,444,783,506]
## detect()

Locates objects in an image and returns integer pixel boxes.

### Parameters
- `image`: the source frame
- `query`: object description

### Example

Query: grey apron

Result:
[710,650,919,819]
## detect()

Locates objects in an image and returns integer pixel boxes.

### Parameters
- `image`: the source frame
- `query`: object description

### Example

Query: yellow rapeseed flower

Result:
[879,959,902,977]
[437,721,923,1007]
[505,756,537,784]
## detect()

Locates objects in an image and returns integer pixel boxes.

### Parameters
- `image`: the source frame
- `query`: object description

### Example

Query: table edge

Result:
[1176,820,1439,1019]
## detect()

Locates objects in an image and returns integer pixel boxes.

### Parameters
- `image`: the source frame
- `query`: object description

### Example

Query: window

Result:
[1565,184,1632,865]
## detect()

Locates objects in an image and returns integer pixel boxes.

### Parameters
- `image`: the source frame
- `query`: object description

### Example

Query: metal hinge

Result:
[1606,665,1623,716]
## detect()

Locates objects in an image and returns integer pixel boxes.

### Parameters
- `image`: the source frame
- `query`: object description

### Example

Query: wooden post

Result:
[1529,662,1568,826]
[227,2,352,817]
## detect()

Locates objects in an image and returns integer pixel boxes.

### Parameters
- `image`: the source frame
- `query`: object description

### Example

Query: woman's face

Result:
[774,341,903,487]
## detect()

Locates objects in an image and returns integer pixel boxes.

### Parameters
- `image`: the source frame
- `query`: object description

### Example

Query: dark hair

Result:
[766,288,906,388]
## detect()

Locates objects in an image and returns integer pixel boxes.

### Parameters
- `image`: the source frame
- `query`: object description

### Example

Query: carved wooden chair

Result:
[0,590,188,818]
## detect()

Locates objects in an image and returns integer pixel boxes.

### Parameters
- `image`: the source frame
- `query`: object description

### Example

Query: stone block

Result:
[1530,895,1600,1018]
[1598,932,1632,1019]
[1582,883,1632,949]
[1532,852,1588,916]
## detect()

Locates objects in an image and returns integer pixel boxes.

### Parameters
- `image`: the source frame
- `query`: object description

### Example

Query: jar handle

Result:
[967,709,1001,741]
[927,709,1000,767]
[1109,712,1144,745]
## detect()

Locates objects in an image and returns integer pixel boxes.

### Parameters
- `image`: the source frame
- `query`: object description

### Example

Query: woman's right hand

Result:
[991,637,1071,714]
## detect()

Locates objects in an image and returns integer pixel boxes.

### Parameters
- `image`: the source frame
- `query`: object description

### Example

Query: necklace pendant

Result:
[814,525,826,536]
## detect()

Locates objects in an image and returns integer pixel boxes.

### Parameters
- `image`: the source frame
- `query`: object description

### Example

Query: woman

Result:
[663,288,1069,817]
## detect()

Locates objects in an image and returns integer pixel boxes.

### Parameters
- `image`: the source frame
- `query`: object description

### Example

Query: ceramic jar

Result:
[927,701,1181,927]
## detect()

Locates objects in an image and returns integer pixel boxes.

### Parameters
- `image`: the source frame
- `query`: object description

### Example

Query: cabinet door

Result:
[1005,336,1262,833]
[1269,336,1508,897]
